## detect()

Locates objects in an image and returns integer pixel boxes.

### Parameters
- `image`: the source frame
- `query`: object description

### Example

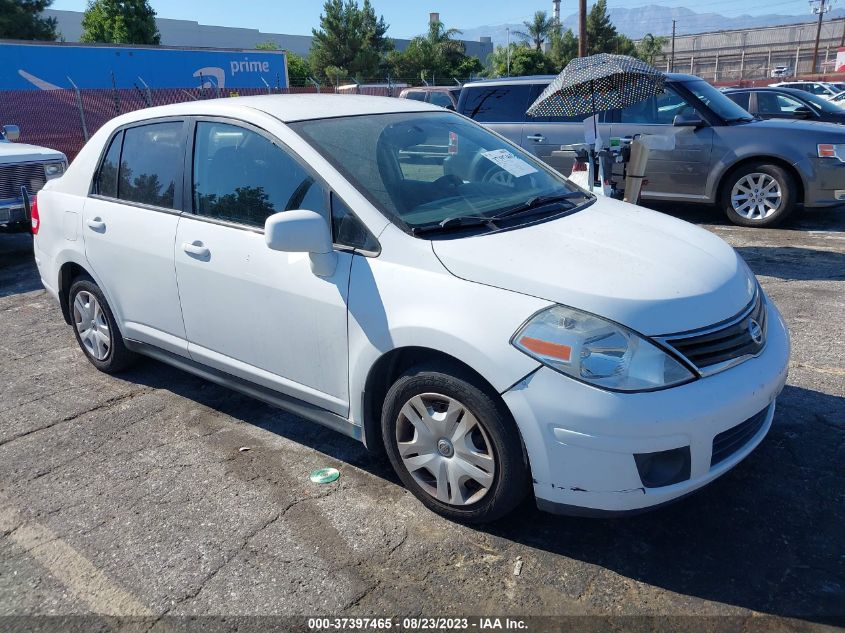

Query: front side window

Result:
[725,92,750,110]
[682,80,753,122]
[756,92,805,115]
[428,92,453,108]
[119,122,182,208]
[192,121,327,227]
[459,85,532,122]
[290,111,588,235]
[405,91,426,101]
[620,88,692,124]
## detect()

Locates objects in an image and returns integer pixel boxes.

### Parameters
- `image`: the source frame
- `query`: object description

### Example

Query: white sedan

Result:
[31,95,789,522]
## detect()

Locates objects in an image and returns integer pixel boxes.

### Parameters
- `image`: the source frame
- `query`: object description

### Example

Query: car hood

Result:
[0,141,66,163]
[431,198,755,336]
[738,117,845,133]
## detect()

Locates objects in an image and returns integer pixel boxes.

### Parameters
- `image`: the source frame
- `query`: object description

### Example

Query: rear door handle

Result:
[182,240,210,258]
[86,217,105,231]
[526,134,545,142]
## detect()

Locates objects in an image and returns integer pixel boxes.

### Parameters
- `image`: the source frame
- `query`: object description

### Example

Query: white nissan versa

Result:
[32,95,790,522]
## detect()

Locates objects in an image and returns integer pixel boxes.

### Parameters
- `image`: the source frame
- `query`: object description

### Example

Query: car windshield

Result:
[792,90,844,112]
[683,79,754,121]
[290,111,590,235]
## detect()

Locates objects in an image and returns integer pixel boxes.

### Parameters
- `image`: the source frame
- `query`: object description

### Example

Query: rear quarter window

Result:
[458,85,532,123]
[726,92,750,110]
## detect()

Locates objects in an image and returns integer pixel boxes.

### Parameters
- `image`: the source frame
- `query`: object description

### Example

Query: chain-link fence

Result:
[0,81,440,161]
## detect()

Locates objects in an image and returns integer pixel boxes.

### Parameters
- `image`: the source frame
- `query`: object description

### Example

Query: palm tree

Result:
[637,33,668,65]
[514,11,557,51]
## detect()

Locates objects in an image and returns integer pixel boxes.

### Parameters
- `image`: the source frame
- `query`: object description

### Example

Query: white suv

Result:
[32,95,790,522]
[0,124,66,230]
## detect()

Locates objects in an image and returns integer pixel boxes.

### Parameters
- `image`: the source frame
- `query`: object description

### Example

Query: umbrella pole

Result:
[591,80,599,192]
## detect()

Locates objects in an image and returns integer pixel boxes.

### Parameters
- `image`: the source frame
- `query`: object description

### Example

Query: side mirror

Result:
[264,210,337,277]
[445,104,456,111]
[673,113,705,127]
[792,106,813,119]
[3,124,20,141]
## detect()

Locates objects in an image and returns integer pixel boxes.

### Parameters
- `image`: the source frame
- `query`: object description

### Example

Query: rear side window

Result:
[119,122,183,208]
[95,130,122,198]
[428,91,453,108]
[459,85,532,122]
[192,121,328,228]
[726,92,750,110]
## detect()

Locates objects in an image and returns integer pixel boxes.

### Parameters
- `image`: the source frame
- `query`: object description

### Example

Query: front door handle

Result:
[182,240,210,258]
[526,134,545,142]
[86,217,105,231]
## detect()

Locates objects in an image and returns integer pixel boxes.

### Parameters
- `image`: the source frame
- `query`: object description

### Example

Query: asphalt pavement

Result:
[0,204,843,632]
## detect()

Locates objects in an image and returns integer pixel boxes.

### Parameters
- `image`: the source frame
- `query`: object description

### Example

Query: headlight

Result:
[817,143,845,162]
[43,162,65,179]
[512,305,695,392]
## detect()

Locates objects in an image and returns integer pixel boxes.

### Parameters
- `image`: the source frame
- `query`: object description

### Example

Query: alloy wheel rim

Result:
[73,291,111,361]
[731,172,782,220]
[395,392,496,506]
[486,170,516,188]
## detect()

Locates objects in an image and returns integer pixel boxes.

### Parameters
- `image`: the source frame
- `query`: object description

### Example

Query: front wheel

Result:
[721,163,797,227]
[381,366,529,523]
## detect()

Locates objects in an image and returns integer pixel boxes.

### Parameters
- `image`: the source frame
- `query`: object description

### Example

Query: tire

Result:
[68,275,136,373]
[721,162,797,227]
[381,365,529,523]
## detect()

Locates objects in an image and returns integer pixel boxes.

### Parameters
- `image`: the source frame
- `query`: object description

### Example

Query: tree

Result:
[80,0,160,45]
[487,44,556,77]
[514,11,557,51]
[285,52,312,85]
[637,33,668,65]
[387,19,481,82]
[0,0,58,40]
[548,26,578,71]
[586,0,636,56]
[310,0,392,80]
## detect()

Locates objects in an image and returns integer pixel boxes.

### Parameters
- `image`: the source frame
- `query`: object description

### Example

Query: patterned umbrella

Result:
[527,53,665,118]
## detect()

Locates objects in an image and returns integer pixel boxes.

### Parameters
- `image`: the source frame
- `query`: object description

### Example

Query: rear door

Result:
[610,86,714,199]
[458,83,532,145]
[83,119,188,354]
[521,83,611,176]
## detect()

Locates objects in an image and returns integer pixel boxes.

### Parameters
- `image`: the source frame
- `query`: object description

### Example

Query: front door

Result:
[83,120,188,354]
[610,87,714,200]
[174,120,352,415]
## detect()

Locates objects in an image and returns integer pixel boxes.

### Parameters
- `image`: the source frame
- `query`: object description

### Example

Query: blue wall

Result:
[0,43,288,91]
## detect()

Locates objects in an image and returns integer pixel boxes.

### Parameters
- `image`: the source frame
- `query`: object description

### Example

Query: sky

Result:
[48,0,812,38]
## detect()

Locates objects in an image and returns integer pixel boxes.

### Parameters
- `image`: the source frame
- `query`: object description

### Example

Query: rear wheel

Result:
[721,162,797,227]
[69,276,136,373]
[381,366,529,523]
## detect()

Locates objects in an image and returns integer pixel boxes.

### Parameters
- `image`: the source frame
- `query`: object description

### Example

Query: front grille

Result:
[711,407,769,467]
[0,163,47,199]
[661,288,766,373]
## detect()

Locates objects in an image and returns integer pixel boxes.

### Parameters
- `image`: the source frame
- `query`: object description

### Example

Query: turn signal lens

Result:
[818,144,836,158]
[30,195,39,235]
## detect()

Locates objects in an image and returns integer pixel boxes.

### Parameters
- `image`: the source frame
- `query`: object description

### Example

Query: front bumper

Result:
[502,301,790,514]
[0,198,26,225]
[796,156,845,207]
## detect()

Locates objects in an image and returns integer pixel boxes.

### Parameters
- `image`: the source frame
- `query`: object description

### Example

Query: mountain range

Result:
[459,4,845,44]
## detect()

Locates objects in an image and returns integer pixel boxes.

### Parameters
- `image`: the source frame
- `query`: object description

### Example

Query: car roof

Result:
[106,94,440,125]
[462,72,699,88]
[724,86,810,95]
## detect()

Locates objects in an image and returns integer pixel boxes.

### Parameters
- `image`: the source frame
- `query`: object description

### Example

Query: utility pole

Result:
[840,17,845,47]
[578,0,587,56]
[811,0,829,75]
[670,20,676,72]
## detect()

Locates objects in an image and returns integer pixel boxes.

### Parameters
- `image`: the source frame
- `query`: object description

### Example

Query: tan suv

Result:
[398,86,461,110]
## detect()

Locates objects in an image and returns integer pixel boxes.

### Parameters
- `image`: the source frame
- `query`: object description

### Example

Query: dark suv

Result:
[458,73,845,226]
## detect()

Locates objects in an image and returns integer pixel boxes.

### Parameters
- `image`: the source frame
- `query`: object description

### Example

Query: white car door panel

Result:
[174,217,352,414]
[174,119,351,415]
[82,121,188,354]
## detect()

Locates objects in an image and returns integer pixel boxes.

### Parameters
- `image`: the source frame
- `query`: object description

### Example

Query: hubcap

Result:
[731,172,782,220]
[486,169,516,188]
[73,291,111,361]
[395,393,496,506]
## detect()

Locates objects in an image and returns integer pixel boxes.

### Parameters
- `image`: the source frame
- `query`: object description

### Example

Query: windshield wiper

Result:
[493,191,588,221]
[410,215,498,236]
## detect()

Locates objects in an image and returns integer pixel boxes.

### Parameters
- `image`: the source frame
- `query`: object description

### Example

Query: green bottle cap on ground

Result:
[309,467,340,484]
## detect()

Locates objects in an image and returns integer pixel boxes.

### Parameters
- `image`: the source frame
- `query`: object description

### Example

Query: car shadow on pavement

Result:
[645,202,845,233]
[484,384,845,624]
[122,356,844,624]
[736,246,845,281]
[0,233,42,298]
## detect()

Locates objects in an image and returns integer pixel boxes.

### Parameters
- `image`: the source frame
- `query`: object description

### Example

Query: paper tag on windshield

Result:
[481,149,537,178]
